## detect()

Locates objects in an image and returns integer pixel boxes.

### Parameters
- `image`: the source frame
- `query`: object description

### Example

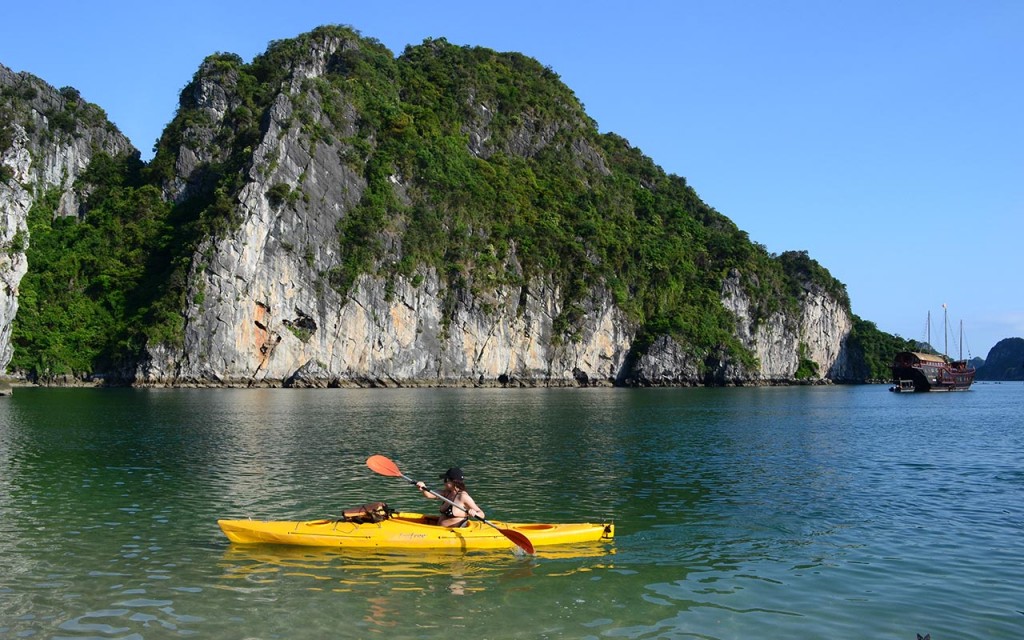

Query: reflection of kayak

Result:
[217,544,616,592]
[218,512,614,550]
[221,542,615,572]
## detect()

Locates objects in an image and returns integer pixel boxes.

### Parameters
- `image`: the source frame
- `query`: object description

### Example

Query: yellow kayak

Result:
[218,512,614,550]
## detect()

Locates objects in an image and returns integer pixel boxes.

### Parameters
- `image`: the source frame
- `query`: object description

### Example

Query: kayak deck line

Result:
[218,512,614,550]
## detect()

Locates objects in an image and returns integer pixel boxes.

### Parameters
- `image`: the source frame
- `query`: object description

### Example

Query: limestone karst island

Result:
[0,26,951,388]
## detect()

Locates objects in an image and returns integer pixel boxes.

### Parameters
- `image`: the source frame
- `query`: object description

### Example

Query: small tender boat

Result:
[218,512,614,550]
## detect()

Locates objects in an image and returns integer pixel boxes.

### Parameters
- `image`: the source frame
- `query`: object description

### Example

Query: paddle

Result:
[366,454,534,554]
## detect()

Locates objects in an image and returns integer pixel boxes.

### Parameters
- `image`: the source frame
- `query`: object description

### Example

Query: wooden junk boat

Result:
[890,352,975,392]
[890,307,975,392]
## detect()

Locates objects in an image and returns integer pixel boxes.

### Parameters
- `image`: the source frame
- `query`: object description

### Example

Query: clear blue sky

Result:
[2,1,1020,359]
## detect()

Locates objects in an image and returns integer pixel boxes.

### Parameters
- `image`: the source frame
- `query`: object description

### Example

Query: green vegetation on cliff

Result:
[8,26,895,382]
[218,28,843,367]
[11,153,174,378]
[847,316,920,381]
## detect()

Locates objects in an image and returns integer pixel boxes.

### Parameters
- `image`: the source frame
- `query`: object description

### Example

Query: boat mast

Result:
[959,319,964,361]
[942,303,948,359]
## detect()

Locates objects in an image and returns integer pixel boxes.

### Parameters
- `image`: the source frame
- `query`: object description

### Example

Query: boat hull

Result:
[890,352,975,392]
[218,513,614,550]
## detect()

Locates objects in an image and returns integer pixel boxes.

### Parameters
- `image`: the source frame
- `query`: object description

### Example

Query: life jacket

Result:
[342,501,392,523]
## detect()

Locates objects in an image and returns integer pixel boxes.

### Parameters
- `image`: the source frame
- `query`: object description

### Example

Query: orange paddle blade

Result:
[366,455,403,477]
[500,528,535,555]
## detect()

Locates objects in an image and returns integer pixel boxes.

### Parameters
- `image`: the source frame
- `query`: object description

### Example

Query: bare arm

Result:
[459,492,484,520]
[415,481,437,500]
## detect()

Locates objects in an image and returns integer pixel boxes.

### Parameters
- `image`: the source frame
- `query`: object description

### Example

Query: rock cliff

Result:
[2,29,867,387]
[0,64,135,371]
[133,30,858,387]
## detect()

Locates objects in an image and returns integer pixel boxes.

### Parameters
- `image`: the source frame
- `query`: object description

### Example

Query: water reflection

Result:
[213,541,618,633]
[218,542,616,590]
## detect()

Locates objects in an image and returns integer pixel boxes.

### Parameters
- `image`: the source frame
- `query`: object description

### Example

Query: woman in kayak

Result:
[415,467,485,528]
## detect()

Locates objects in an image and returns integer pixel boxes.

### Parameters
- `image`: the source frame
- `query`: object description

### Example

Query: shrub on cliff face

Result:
[0,120,13,154]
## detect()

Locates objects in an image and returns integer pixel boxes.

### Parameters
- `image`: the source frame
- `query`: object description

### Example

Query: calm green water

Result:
[1,384,1021,639]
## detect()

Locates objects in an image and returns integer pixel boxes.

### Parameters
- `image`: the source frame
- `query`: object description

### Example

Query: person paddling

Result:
[415,467,484,528]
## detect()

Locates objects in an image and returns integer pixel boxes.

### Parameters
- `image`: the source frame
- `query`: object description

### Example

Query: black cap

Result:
[440,467,464,482]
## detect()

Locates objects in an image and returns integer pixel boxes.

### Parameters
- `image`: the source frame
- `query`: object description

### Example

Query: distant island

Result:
[975,338,1024,381]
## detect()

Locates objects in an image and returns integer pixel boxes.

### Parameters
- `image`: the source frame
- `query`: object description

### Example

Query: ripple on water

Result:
[2,386,1023,639]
